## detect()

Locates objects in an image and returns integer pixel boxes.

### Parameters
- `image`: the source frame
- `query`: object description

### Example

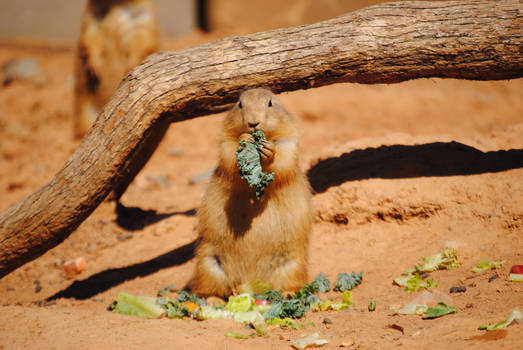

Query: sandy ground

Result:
[0,34,522,350]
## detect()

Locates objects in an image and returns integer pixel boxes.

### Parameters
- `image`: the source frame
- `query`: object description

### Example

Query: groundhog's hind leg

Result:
[269,259,308,293]
[187,255,232,297]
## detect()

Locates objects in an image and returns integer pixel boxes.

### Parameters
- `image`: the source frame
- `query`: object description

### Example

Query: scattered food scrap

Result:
[63,256,87,278]
[394,248,459,292]
[225,331,251,339]
[509,265,523,282]
[478,308,522,330]
[333,272,363,291]
[109,272,362,338]
[368,299,376,311]
[422,302,457,319]
[290,332,328,350]
[472,260,505,273]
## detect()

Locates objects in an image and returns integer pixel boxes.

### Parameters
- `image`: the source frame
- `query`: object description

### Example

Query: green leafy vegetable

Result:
[422,302,457,319]
[157,298,190,319]
[281,299,307,319]
[391,303,428,315]
[415,248,460,272]
[196,305,234,321]
[394,248,459,292]
[225,332,250,339]
[334,272,363,291]
[157,284,176,296]
[109,292,165,319]
[176,289,206,306]
[404,275,437,293]
[260,289,283,304]
[310,291,352,312]
[252,303,272,315]
[310,300,332,312]
[225,294,254,313]
[509,273,523,282]
[233,311,267,335]
[472,260,505,273]
[295,283,320,308]
[478,308,522,330]
[310,272,331,293]
[368,299,376,312]
[266,317,304,329]
[264,301,284,320]
[235,130,274,199]
[340,290,353,305]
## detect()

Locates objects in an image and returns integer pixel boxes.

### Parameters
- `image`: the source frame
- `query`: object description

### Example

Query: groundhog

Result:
[74,0,158,138]
[188,88,312,297]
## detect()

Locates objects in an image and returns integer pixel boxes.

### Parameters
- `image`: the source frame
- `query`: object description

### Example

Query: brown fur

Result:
[74,0,158,138]
[188,88,312,297]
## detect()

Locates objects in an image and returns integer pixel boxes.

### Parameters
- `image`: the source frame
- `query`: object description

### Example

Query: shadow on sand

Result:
[307,141,523,193]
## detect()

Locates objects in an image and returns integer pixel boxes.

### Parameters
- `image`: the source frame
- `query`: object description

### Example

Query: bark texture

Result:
[1,0,522,278]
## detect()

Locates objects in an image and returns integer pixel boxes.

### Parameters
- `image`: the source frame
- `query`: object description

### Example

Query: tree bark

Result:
[1,0,522,278]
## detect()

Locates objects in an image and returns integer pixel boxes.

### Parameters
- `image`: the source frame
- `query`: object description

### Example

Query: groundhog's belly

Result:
[213,184,311,285]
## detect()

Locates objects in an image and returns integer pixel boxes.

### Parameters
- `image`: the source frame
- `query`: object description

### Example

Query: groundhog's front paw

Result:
[259,141,275,164]
[239,133,254,143]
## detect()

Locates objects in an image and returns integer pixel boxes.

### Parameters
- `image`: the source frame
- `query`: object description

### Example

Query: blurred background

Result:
[0,0,396,41]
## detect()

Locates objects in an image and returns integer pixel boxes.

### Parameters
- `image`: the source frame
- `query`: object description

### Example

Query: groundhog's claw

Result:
[239,133,254,143]
[259,141,275,163]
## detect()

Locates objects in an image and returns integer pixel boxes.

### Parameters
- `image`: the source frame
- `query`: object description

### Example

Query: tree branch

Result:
[1,0,521,278]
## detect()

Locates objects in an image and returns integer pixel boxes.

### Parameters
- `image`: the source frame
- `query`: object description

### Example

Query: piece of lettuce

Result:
[196,305,234,321]
[478,308,522,330]
[368,300,376,311]
[391,303,428,315]
[405,275,437,293]
[290,333,329,350]
[310,291,352,312]
[472,260,505,273]
[235,130,274,199]
[310,299,332,312]
[110,292,165,319]
[415,248,460,272]
[233,311,267,335]
[333,272,363,291]
[266,317,304,329]
[225,332,250,339]
[225,294,255,313]
[422,302,457,319]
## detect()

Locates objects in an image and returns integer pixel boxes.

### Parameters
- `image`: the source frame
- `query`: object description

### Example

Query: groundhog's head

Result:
[224,88,293,139]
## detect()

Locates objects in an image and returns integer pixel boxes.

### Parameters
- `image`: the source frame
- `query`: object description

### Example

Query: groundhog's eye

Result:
[238,101,242,109]
[268,99,272,107]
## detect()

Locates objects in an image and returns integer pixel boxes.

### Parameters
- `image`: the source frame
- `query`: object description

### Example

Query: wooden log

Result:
[0,0,521,278]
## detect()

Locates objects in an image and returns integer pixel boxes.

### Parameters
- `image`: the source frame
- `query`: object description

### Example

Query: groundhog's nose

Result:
[248,122,259,129]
